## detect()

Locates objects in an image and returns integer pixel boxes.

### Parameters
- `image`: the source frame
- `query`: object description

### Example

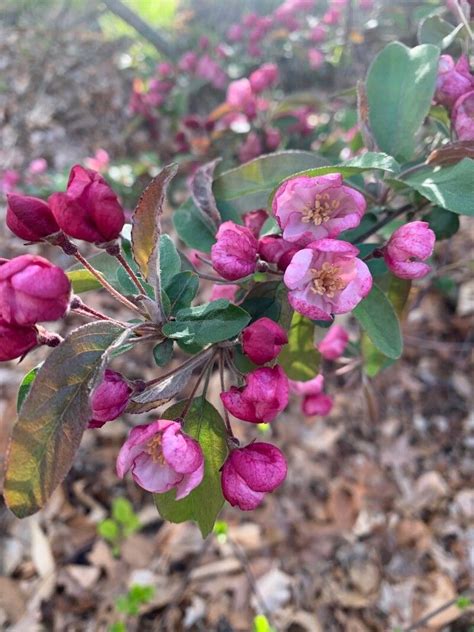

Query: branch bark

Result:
[102,0,176,57]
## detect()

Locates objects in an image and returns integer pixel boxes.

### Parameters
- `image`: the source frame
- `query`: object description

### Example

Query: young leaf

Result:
[366,42,440,161]
[418,15,464,52]
[155,397,228,537]
[16,365,41,412]
[159,234,181,290]
[4,322,129,518]
[131,164,177,280]
[165,271,199,314]
[404,158,474,216]
[353,285,403,360]
[162,300,251,346]
[278,312,321,381]
[152,339,174,367]
[191,158,222,231]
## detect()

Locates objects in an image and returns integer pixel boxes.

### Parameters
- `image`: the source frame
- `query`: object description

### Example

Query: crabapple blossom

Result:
[249,63,279,93]
[317,324,349,360]
[435,55,474,110]
[7,194,59,242]
[383,221,435,280]
[221,442,287,510]
[0,320,37,361]
[273,173,366,245]
[221,365,289,423]
[452,90,474,141]
[210,283,239,302]
[243,209,268,238]
[242,317,288,365]
[0,255,71,326]
[117,420,204,498]
[88,370,132,429]
[211,221,258,281]
[290,374,333,416]
[258,235,300,271]
[49,165,125,244]
[283,239,372,320]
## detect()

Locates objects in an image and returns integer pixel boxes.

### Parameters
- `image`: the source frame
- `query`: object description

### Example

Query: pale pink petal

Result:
[162,425,203,474]
[283,248,314,289]
[131,453,182,493]
[175,460,205,500]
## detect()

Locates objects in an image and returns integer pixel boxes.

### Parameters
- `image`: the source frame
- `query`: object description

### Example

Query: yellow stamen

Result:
[301,192,340,226]
[310,262,345,298]
[146,435,165,464]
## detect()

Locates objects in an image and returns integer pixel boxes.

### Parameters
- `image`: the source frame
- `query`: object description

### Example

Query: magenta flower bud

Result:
[221,365,289,423]
[289,374,333,416]
[227,23,243,42]
[211,221,258,281]
[308,48,324,70]
[221,442,287,510]
[117,419,204,498]
[0,255,71,326]
[317,324,349,360]
[384,221,435,280]
[310,24,327,42]
[226,79,257,118]
[284,239,372,321]
[258,235,299,272]
[249,63,279,93]
[242,317,288,365]
[243,209,268,238]
[88,370,132,429]
[178,51,199,73]
[435,55,474,110]
[265,127,281,151]
[452,90,474,141]
[273,173,366,245]
[238,132,263,164]
[6,194,60,242]
[0,320,37,361]
[210,283,239,302]
[49,165,125,244]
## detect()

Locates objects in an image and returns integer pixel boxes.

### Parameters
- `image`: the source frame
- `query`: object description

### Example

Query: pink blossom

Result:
[117,419,204,498]
[289,374,333,416]
[284,239,372,320]
[0,320,37,361]
[452,89,474,140]
[242,317,288,365]
[265,127,281,151]
[88,370,132,429]
[28,158,48,175]
[0,170,20,195]
[323,8,341,24]
[273,173,366,245]
[49,165,124,244]
[0,255,71,326]
[258,235,300,271]
[227,24,243,42]
[308,48,324,70]
[7,193,59,242]
[211,221,258,281]
[156,61,174,77]
[249,63,279,93]
[243,12,259,27]
[226,79,257,118]
[196,55,227,89]
[317,324,349,360]
[287,106,316,136]
[243,209,268,238]
[178,51,199,73]
[384,221,435,280]
[310,24,327,43]
[221,365,289,423]
[210,283,239,302]
[238,132,263,163]
[84,149,110,173]
[435,55,474,110]
[247,42,263,57]
[221,442,287,510]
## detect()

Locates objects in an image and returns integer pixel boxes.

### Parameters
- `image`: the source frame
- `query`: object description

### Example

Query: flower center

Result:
[310,262,345,298]
[301,193,340,225]
[146,435,165,464]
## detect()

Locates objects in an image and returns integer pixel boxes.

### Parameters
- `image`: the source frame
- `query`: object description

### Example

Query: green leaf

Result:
[162,300,251,346]
[213,150,330,218]
[152,339,174,367]
[423,205,460,240]
[288,152,401,181]
[165,271,199,314]
[16,365,41,412]
[158,234,181,290]
[404,159,474,216]
[354,285,403,360]
[366,42,440,161]
[278,312,321,381]
[4,322,129,518]
[240,281,284,323]
[418,15,464,52]
[173,197,217,253]
[98,518,119,542]
[112,498,138,528]
[155,397,228,537]
[66,269,102,293]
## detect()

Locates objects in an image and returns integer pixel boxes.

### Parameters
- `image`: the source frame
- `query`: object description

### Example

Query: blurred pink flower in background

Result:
[84,149,110,173]
[308,48,324,70]
[317,324,349,360]
[290,374,333,416]
[452,89,474,140]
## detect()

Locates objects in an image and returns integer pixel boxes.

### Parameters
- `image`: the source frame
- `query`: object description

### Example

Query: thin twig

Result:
[180,351,217,419]
[219,350,234,437]
[145,347,214,387]
[73,252,143,315]
[114,252,148,295]
[71,307,125,328]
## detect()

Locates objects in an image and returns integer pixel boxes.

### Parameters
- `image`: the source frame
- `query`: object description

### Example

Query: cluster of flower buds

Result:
[435,54,474,141]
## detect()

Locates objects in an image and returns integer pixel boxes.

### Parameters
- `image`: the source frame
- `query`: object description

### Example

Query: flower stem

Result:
[219,350,234,437]
[180,351,217,420]
[73,252,144,315]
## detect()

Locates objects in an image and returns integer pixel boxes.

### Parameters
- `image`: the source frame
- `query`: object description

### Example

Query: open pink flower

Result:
[273,174,366,245]
[7,194,59,242]
[0,320,37,361]
[117,420,204,498]
[221,442,287,510]
[88,370,132,429]
[0,255,71,326]
[284,239,372,320]
[317,324,349,360]
[211,221,258,281]
[452,90,474,141]
[221,365,289,423]
[435,55,474,110]
[290,374,333,417]
[242,317,288,365]
[384,221,435,280]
